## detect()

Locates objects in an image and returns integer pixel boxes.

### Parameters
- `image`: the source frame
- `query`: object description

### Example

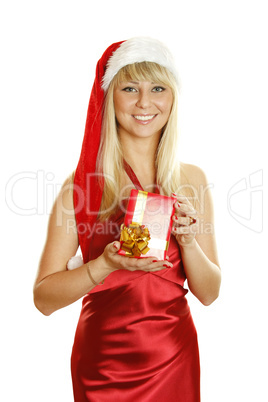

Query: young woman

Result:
[34,37,221,401]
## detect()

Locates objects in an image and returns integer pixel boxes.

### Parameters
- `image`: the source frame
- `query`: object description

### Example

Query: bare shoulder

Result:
[180,162,214,218]
[48,171,77,244]
[55,171,75,209]
[180,162,208,187]
[180,163,219,266]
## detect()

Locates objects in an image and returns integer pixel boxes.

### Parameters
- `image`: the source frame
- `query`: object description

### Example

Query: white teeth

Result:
[134,115,155,121]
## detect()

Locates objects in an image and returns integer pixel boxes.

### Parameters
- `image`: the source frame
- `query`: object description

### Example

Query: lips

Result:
[133,114,156,122]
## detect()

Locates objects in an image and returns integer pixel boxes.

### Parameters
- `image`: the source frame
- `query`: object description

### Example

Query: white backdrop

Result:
[1,1,267,401]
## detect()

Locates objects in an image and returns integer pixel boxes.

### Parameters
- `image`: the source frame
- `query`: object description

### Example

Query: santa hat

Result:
[102,37,179,91]
[73,37,179,263]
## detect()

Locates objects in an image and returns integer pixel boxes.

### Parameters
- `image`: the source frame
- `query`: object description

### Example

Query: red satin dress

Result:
[71,170,200,402]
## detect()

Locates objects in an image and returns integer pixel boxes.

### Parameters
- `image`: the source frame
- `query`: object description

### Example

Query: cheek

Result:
[159,102,172,117]
[158,93,173,115]
[114,94,131,118]
[113,95,121,118]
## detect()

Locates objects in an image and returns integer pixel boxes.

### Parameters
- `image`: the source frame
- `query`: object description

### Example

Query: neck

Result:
[120,134,160,173]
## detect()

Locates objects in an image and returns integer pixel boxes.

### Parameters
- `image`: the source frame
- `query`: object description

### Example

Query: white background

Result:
[1,1,267,401]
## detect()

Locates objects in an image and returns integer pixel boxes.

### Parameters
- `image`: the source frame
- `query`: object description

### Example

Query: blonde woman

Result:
[34,37,221,402]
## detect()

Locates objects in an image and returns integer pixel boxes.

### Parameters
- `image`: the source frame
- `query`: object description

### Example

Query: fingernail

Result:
[113,242,118,249]
[152,259,158,262]
[163,264,171,268]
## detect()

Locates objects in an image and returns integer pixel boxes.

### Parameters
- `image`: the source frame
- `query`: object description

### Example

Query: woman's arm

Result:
[33,176,172,316]
[33,175,95,315]
[172,164,221,306]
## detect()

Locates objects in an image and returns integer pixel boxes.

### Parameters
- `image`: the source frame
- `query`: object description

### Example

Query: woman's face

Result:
[113,80,173,141]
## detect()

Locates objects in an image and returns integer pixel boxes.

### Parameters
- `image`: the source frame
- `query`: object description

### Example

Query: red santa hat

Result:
[102,37,179,91]
[73,37,179,262]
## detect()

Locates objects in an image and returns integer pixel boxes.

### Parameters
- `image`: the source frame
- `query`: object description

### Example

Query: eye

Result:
[152,86,166,92]
[122,87,138,92]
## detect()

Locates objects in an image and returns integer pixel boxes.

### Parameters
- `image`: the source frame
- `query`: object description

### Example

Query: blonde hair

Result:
[97,61,183,219]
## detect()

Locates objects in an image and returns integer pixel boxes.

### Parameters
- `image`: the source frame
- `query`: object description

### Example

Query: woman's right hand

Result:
[99,241,173,273]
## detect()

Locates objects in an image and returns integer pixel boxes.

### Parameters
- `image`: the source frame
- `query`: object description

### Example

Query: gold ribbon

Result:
[132,191,148,224]
[120,222,151,257]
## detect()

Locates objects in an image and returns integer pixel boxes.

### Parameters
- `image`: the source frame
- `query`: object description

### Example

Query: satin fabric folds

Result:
[71,214,200,401]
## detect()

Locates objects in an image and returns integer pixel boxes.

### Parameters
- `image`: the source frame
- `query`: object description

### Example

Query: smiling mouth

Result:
[133,114,156,121]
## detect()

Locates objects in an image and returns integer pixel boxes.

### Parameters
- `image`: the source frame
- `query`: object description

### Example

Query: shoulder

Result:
[48,172,76,232]
[62,170,75,190]
[36,173,79,283]
[179,162,213,213]
[56,171,75,206]
[180,162,208,187]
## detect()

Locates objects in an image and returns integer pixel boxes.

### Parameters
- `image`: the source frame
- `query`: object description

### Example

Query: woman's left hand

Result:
[171,194,198,247]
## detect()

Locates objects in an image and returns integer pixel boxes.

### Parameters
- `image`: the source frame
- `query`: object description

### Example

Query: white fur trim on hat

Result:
[102,37,180,91]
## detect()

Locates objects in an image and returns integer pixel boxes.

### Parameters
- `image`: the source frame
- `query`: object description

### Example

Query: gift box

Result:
[118,189,176,260]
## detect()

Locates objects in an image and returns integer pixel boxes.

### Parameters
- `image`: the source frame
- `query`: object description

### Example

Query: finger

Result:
[172,222,198,235]
[173,199,195,212]
[126,257,173,272]
[111,241,121,253]
[143,266,169,272]
[176,194,193,206]
[142,261,173,272]
[176,203,197,217]
[139,257,173,269]
[173,216,196,226]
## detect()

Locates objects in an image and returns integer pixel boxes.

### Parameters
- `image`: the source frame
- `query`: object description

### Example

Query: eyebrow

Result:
[121,81,158,85]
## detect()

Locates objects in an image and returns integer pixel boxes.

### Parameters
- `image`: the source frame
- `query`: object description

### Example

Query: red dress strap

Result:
[123,159,144,191]
[123,159,160,194]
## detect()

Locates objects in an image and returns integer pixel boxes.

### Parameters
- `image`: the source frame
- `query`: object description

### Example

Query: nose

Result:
[135,90,151,109]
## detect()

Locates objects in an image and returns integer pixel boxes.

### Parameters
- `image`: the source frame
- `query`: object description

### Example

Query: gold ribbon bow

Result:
[120,222,151,257]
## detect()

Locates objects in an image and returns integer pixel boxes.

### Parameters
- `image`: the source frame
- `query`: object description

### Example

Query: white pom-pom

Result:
[67,255,84,270]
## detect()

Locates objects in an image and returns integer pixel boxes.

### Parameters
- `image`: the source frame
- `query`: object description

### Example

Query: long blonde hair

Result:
[97,61,182,220]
